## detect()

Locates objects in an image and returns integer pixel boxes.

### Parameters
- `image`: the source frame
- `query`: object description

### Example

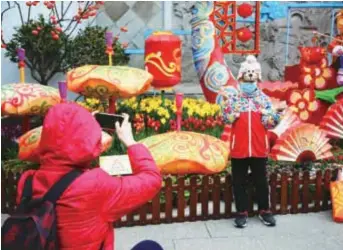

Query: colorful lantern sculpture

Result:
[145,31,182,89]
[17,126,113,163]
[330,169,343,223]
[1,48,61,133]
[140,131,229,175]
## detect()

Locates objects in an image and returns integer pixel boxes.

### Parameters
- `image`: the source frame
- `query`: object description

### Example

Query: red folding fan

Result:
[320,99,343,139]
[270,123,333,162]
[268,109,302,149]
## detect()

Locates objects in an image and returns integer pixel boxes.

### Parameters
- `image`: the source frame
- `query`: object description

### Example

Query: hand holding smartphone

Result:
[95,113,125,130]
[94,112,137,147]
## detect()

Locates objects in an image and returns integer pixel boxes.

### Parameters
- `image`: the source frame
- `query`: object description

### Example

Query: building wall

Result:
[95,1,337,93]
[1,1,339,96]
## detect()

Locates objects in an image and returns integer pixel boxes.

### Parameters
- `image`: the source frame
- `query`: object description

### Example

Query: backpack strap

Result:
[43,169,82,204]
[21,175,33,202]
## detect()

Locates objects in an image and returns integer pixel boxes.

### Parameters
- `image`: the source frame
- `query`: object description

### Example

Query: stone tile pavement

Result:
[2,211,342,250]
[115,211,343,250]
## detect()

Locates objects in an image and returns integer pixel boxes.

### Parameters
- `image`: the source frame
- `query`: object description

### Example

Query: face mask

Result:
[240,82,257,95]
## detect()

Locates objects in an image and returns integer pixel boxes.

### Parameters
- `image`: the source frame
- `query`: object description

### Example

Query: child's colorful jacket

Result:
[221,88,281,159]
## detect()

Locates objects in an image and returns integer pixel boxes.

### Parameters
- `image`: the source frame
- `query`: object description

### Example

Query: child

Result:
[221,55,282,228]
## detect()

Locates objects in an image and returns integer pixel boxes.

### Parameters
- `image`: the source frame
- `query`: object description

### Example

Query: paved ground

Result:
[2,211,343,250]
[115,211,343,250]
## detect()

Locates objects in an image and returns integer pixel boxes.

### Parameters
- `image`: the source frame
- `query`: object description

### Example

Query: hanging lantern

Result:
[236,27,253,42]
[237,3,253,18]
[145,31,182,89]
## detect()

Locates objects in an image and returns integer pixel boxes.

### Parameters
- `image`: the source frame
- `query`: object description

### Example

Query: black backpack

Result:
[2,170,82,250]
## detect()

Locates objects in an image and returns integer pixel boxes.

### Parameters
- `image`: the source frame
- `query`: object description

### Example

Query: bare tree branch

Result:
[59,1,73,23]
[65,1,92,37]
[53,4,60,21]
[88,8,104,26]
[68,22,80,37]
[13,1,24,25]
[24,59,33,69]
[1,2,16,46]
[1,2,14,22]
[30,69,42,83]
[27,5,31,23]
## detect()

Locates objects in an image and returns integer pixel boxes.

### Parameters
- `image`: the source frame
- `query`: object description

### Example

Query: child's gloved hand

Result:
[332,45,343,56]
[260,108,271,116]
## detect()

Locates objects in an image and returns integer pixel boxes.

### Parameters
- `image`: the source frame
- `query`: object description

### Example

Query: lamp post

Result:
[58,81,67,102]
[175,93,184,131]
[105,31,116,114]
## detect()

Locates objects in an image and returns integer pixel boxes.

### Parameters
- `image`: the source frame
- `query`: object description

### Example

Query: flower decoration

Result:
[288,89,319,122]
[78,96,224,136]
[300,57,335,90]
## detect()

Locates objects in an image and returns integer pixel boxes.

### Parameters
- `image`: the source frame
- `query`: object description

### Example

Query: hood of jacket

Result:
[39,103,102,169]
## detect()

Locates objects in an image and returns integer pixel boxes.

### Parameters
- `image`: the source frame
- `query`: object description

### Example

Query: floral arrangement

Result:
[78,96,225,139]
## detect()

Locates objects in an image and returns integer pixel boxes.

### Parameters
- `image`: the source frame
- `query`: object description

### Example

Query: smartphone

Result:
[95,113,124,130]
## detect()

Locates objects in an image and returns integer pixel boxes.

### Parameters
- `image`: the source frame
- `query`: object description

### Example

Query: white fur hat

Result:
[237,55,262,82]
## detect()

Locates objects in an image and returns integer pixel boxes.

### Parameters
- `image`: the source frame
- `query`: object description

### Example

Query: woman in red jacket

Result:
[16,103,162,250]
[221,56,282,228]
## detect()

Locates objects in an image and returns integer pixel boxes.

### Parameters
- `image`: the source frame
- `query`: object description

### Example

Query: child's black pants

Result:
[231,157,269,213]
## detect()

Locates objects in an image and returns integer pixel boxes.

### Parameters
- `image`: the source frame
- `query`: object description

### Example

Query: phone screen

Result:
[95,113,124,130]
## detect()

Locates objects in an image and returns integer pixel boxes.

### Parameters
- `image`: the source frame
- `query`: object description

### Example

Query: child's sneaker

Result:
[259,210,276,227]
[234,212,248,228]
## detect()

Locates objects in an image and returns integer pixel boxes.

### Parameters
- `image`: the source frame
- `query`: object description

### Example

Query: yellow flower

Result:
[161,118,166,124]
[187,109,194,116]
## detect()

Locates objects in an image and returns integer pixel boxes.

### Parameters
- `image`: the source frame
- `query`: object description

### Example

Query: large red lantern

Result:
[236,27,253,42]
[145,31,182,89]
[237,3,253,18]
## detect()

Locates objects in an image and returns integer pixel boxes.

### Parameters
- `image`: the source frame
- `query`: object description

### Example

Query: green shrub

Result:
[66,26,130,68]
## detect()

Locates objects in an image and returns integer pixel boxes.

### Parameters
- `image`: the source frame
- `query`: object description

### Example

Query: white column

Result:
[163,1,173,30]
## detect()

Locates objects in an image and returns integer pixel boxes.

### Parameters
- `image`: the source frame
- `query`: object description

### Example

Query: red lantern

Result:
[236,27,253,42]
[237,3,253,18]
[145,31,182,89]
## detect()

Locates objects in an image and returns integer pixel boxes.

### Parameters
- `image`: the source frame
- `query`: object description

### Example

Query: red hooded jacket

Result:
[16,103,162,250]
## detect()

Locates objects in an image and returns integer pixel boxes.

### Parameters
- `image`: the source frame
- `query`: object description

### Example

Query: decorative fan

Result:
[320,99,343,139]
[268,109,302,149]
[270,124,333,162]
